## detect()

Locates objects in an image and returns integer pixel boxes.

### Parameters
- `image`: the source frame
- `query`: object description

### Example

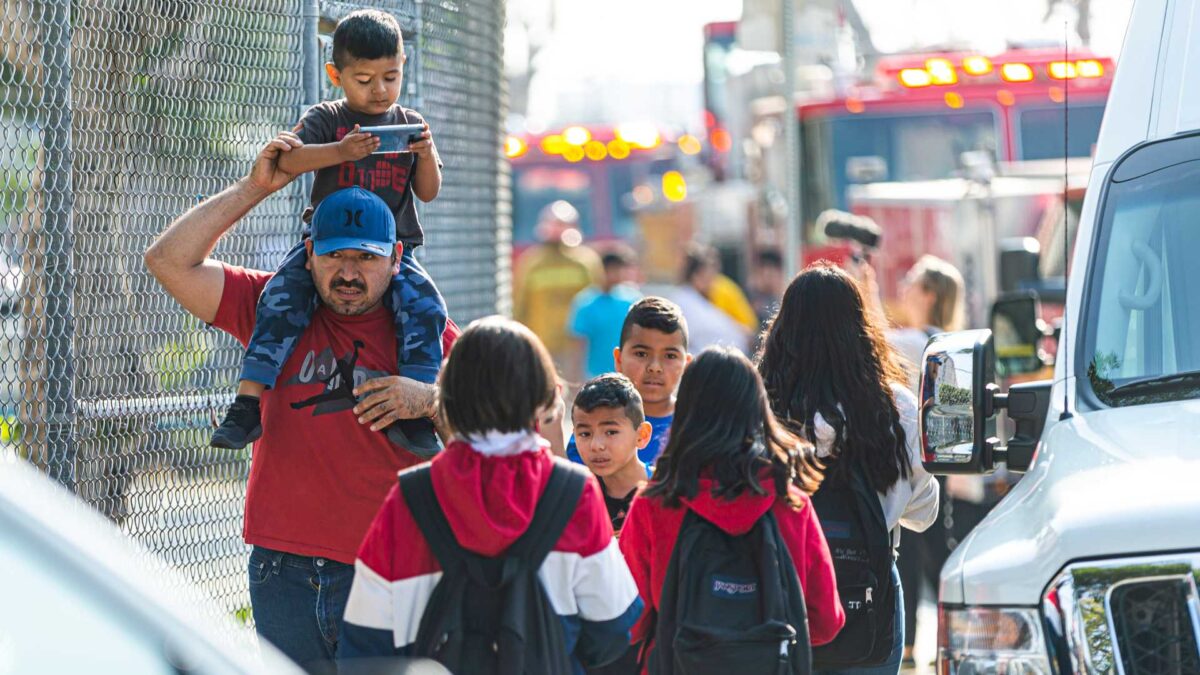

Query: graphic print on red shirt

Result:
[211,263,458,563]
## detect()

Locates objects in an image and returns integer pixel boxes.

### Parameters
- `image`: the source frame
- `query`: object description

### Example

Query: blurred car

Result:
[0,456,303,674]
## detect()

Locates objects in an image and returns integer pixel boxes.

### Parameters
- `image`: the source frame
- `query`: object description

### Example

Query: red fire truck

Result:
[709,46,1113,315]
[504,123,702,281]
[797,48,1113,233]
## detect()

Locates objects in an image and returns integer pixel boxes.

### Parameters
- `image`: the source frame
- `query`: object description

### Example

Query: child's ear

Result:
[635,421,652,449]
[325,62,341,87]
[685,352,694,365]
[612,347,623,372]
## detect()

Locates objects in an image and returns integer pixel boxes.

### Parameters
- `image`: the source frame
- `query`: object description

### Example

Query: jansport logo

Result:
[711,576,758,600]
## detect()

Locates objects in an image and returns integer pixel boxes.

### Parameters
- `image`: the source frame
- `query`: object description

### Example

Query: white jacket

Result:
[812,384,940,533]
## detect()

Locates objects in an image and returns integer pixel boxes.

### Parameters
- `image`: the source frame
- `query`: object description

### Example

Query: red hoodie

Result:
[619,477,846,655]
[341,437,643,670]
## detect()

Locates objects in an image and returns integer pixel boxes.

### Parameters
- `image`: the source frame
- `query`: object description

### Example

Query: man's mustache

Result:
[330,278,366,292]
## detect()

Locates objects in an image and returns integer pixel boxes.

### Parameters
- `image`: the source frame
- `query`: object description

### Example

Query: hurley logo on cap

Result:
[311,187,397,258]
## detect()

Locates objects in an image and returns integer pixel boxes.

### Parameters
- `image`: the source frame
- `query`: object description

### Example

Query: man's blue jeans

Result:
[248,546,355,672]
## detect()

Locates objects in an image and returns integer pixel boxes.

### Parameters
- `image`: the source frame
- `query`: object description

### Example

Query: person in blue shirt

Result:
[567,247,642,380]
[567,296,691,468]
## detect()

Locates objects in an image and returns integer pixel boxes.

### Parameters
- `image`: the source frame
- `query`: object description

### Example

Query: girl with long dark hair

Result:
[757,262,939,675]
[619,347,847,667]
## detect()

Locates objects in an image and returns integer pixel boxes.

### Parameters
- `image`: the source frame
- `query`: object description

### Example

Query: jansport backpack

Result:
[399,459,587,675]
[809,463,897,668]
[649,508,811,675]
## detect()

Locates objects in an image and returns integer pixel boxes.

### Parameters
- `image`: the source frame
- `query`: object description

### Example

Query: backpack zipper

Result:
[865,587,873,605]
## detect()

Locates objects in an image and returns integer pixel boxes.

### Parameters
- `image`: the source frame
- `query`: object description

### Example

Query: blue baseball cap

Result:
[310,187,396,257]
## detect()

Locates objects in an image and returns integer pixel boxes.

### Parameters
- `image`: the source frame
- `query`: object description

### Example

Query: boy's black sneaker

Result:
[210,395,263,449]
[385,417,443,459]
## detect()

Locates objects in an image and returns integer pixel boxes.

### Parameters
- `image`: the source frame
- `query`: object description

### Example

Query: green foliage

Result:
[232,604,254,626]
[938,382,972,406]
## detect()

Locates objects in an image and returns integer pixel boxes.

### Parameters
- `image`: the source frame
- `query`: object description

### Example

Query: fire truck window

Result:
[1017,103,1106,161]
[512,166,596,246]
[802,110,998,225]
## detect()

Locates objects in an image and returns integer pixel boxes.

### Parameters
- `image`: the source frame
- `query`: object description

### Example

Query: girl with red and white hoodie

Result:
[340,317,642,672]
[619,346,847,666]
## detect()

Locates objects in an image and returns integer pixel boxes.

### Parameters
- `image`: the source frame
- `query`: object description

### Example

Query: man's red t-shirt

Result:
[211,263,458,563]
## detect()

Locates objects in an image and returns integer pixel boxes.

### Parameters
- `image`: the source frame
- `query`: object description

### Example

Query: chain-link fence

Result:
[1,0,507,626]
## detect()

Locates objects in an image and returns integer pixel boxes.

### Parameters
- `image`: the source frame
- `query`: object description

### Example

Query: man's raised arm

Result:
[144,132,303,323]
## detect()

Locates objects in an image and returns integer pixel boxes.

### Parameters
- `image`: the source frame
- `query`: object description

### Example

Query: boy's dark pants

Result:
[240,242,446,387]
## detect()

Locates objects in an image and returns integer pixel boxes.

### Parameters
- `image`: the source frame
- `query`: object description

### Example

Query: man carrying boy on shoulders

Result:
[145,133,456,670]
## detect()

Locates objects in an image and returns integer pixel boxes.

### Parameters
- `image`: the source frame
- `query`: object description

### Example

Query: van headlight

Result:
[939,606,1052,674]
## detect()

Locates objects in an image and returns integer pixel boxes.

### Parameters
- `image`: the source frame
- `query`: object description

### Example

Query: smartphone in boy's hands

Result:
[359,123,426,154]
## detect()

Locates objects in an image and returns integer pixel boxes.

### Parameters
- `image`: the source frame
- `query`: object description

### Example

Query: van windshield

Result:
[1085,154,1200,407]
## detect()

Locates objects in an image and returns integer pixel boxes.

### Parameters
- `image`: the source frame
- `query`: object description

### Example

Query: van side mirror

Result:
[918,330,998,474]
[991,291,1044,378]
[919,329,1053,475]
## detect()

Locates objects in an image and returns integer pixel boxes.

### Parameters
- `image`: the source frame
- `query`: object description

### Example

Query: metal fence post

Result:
[40,0,77,491]
[300,0,321,204]
[781,0,802,280]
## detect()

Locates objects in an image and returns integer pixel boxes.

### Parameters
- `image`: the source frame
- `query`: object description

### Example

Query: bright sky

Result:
[508,0,1134,126]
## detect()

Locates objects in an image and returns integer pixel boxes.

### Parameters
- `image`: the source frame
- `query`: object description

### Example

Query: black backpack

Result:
[809,464,897,669]
[399,459,587,675]
[649,508,811,675]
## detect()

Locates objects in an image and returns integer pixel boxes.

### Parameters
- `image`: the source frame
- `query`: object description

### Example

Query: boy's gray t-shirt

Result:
[297,99,432,246]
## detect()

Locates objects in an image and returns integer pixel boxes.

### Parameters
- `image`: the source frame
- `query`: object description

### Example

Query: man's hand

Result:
[338,124,381,162]
[247,130,305,194]
[353,376,438,431]
[408,122,435,160]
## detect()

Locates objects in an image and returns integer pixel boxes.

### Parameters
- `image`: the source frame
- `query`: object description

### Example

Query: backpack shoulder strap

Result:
[508,459,588,565]
[399,466,467,570]
[849,462,888,532]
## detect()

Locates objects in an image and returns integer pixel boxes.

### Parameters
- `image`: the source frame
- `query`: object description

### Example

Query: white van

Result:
[917,0,1200,673]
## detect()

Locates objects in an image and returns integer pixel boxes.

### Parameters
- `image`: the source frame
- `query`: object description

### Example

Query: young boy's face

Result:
[614,325,690,412]
[325,53,405,116]
[572,405,651,477]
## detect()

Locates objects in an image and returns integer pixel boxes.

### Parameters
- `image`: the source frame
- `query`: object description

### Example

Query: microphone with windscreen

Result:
[818,209,882,250]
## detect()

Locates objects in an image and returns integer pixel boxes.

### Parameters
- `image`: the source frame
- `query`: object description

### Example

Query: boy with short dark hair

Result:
[572,374,652,534]
[567,296,690,467]
[212,9,447,455]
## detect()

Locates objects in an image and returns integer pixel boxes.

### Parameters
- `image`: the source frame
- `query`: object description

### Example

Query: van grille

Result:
[1043,553,1200,674]
[1110,579,1200,675]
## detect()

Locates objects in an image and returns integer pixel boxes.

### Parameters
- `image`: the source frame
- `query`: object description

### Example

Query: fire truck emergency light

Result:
[1048,61,1078,80]
[584,141,607,161]
[563,126,591,146]
[925,58,957,85]
[1001,63,1035,83]
[615,123,661,149]
[607,140,631,159]
[899,68,933,88]
[504,135,528,159]
[1076,59,1105,78]
[962,56,993,76]
[540,134,566,155]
